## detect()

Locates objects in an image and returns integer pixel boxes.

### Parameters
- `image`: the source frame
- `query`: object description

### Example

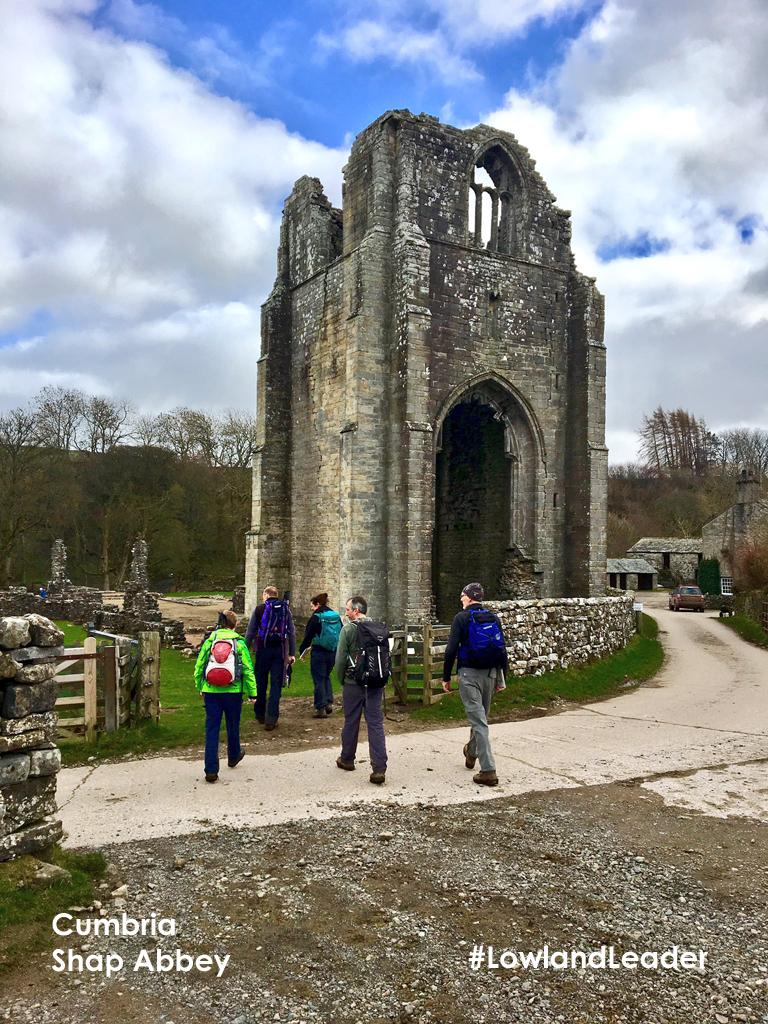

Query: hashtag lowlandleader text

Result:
[469,944,707,971]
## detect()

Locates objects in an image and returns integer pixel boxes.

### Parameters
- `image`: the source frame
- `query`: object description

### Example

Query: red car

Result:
[669,585,705,612]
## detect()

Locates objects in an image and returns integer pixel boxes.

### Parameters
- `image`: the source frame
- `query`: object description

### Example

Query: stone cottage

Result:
[246,110,608,624]
[606,557,657,592]
[626,538,702,585]
[702,470,768,594]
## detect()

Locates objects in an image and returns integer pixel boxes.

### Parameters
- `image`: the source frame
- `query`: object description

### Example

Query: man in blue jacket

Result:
[442,582,507,787]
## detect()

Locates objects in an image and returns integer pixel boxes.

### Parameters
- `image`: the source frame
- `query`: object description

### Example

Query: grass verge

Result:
[718,614,768,649]
[411,613,663,723]
[55,623,336,766]
[0,847,106,975]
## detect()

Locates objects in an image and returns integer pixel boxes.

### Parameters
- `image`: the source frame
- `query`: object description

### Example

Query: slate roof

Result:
[628,538,702,554]
[606,558,658,575]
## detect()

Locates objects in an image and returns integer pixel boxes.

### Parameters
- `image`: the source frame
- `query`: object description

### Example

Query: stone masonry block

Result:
[23,614,64,647]
[14,662,57,684]
[10,646,64,664]
[0,816,63,862]
[29,747,61,777]
[0,652,18,678]
[0,776,57,836]
[0,753,30,786]
[2,679,58,719]
[0,617,31,650]
[0,711,58,736]
[0,729,56,754]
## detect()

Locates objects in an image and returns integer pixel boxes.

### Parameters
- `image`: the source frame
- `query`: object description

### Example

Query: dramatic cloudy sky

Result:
[1,0,766,462]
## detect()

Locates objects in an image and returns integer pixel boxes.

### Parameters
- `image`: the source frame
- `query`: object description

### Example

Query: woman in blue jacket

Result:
[299,592,343,718]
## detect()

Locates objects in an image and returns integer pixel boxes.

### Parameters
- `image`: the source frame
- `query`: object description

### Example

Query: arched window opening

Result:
[467,145,525,255]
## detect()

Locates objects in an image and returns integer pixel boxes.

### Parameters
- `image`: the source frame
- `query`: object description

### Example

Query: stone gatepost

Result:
[0,614,64,861]
[46,539,72,597]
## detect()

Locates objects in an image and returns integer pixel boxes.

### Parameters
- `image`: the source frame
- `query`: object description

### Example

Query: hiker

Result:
[194,610,256,783]
[334,595,389,784]
[245,586,296,731]
[442,582,508,787]
[298,592,343,718]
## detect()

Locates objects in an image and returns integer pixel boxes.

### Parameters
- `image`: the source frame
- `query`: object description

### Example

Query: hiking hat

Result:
[462,582,484,601]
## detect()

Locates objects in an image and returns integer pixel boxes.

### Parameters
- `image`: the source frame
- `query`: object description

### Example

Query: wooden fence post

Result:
[399,625,409,704]
[138,632,161,723]
[102,643,117,733]
[83,636,98,742]
[422,618,432,706]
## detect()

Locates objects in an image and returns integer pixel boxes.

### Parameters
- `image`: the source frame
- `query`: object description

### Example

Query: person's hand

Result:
[247,697,256,705]
[441,679,451,693]
[288,655,295,666]
[495,676,507,692]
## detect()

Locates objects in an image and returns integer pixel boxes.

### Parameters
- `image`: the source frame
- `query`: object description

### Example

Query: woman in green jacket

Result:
[194,610,256,782]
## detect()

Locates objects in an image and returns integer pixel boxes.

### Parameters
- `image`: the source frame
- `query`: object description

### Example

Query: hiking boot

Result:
[369,771,386,785]
[336,756,355,771]
[473,770,499,787]
[255,713,265,724]
[313,708,325,718]
[228,751,245,768]
[463,743,476,770]
[324,704,334,715]
[264,722,278,732]
[205,773,218,783]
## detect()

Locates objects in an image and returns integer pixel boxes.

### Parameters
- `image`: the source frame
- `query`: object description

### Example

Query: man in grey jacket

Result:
[442,582,507,787]
[334,595,388,784]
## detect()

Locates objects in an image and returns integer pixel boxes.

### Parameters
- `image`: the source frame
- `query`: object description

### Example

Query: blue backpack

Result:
[464,608,506,669]
[258,598,290,647]
[314,609,343,651]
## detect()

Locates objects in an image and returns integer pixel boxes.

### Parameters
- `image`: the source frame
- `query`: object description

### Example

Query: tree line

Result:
[610,407,768,560]
[0,387,259,590]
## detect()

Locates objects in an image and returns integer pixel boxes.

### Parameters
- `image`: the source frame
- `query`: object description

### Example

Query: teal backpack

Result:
[315,609,343,651]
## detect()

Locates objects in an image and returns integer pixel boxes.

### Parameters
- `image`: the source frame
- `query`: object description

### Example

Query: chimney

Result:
[737,467,760,506]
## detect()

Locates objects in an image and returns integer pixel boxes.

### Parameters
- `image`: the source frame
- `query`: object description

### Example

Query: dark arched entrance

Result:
[432,396,510,622]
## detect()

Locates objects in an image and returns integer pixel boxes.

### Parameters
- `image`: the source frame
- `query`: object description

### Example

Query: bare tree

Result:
[32,386,85,450]
[0,408,53,584]
[80,395,134,452]
[718,427,768,477]
[638,407,719,476]
[216,410,260,468]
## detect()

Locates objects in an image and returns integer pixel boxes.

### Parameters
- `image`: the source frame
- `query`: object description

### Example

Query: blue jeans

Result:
[203,692,243,775]
[310,647,335,709]
[255,646,284,725]
[340,683,387,773]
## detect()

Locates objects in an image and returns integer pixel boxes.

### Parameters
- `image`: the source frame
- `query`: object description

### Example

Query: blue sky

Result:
[97,0,598,147]
[1,0,767,462]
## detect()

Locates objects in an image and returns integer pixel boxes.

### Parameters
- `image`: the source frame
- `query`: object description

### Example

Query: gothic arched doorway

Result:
[431,378,542,622]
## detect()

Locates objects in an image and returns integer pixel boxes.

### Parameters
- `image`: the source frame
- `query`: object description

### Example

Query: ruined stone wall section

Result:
[0,615,64,861]
[485,595,635,677]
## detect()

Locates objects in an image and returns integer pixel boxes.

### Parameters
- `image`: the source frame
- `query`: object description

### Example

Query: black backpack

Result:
[353,620,391,689]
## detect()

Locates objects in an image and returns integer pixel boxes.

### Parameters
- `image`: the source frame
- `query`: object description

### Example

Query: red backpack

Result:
[203,632,242,687]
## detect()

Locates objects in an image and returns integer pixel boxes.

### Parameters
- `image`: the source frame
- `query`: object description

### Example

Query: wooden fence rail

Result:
[390,621,450,706]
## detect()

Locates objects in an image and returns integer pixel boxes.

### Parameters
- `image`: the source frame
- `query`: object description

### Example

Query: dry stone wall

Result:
[0,614,64,861]
[485,595,635,677]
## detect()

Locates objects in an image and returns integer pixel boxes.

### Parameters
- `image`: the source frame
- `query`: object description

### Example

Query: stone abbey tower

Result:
[245,110,607,624]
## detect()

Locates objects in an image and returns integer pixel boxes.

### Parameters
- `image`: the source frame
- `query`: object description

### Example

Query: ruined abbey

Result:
[246,111,607,624]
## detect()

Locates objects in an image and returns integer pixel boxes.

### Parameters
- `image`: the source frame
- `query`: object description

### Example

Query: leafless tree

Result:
[32,386,85,450]
[80,395,134,452]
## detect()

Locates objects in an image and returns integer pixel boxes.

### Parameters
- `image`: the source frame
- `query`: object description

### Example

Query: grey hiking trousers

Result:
[458,665,501,772]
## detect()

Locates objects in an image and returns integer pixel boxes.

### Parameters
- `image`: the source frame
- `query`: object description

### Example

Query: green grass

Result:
[718,614,768,649]
[412,613,663,723]
[55,622,339,766]
[0,847,106,975]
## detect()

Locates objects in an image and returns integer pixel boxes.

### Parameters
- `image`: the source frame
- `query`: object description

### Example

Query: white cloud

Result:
[481,0,768,458]
[0,0,346,412]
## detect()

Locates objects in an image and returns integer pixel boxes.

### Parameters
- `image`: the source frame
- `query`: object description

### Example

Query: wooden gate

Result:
[390,620,450,706]
[54,631,156,738]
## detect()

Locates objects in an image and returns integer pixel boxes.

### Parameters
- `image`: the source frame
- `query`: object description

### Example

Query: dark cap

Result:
[462,582,484,602]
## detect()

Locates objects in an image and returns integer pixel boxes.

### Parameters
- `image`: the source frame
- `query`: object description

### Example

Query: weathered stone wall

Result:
[485,595,636,677]
[0,587,103,623]
[247,110,607,625]
[0,614,64,861]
